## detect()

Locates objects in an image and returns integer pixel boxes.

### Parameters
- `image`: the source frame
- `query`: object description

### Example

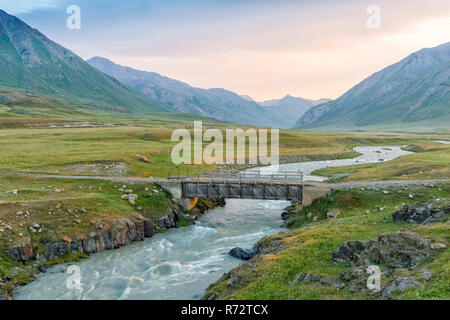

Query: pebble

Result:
[420,271,432,280]
[431,243,447,249]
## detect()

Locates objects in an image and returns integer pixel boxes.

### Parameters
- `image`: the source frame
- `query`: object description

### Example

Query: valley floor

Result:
[0,120,449,300]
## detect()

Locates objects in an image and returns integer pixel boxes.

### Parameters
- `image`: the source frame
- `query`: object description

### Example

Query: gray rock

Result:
[380,277,420,299]
[6,242,34,262]
[229,247,255,260]
[332,232,434,269]
[144,220,155,238]
[157,213,177,229]
[393,200,449,224]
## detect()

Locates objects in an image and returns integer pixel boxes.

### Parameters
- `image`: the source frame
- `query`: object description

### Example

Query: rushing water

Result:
[15,146,411,300]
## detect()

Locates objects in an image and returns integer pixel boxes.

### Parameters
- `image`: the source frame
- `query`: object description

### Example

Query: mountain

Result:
[0,10,169,113]
[260,95,330,128]
[295,42,450,130]
[240,95,256,102]
[87,57,288,127]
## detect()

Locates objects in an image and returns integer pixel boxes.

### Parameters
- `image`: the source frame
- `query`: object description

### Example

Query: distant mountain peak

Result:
[240,94,255,102]
[88,56,287,127]
[295,42,450,129]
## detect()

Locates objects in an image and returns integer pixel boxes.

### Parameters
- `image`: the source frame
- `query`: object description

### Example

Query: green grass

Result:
[2,122,448,179]
[204,183,450,300]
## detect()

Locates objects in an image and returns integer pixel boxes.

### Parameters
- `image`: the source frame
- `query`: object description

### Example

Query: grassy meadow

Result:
[0,105,449,300]
[204,183,450,300]
[0,120,449,179]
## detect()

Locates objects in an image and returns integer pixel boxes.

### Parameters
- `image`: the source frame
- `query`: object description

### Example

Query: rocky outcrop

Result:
[323,231,446,299]
[281,202,298,220]
[331,231,434,268]
[192,198,225,219]
[43,218,146,258]
[5,242,34,262]
[379,277,420,299]
[288,231,446,299]
[157,211,177,229]
[253,236,287,255]
[393,199,449,224]
[229,247,255,261]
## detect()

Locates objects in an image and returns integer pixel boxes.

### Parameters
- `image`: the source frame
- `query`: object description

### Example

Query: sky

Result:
[3,0,450,101]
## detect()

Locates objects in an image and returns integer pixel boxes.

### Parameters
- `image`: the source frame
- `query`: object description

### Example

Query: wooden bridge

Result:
[172,169,304,201]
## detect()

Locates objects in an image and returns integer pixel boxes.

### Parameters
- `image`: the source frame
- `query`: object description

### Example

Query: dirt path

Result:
[312,179,450,189]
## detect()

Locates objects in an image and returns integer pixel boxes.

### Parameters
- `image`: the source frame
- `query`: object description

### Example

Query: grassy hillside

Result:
[204,184,450,300]
[0,10,169,113]
[295,42,450,130]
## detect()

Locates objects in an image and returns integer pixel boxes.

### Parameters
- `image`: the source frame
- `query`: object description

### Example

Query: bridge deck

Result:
[180,170,304,201]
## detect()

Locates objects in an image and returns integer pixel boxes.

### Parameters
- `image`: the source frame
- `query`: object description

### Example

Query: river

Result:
[15,146,411,300]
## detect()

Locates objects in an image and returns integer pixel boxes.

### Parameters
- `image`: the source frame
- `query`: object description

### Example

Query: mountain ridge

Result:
[87,56,292,128]
[259,95,330,128]
[0,9,169,113]
[295,42,450,129]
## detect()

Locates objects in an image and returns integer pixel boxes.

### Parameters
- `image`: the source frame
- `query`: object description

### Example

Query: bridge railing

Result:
[171,168,303,185]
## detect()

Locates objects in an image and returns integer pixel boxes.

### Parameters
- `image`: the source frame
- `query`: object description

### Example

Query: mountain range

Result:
[1,9,448,131]
[1,9,312,127]
[0,9,168,113]
[87,57,307,128]
[260,95,330,128]
[295,42,450,130]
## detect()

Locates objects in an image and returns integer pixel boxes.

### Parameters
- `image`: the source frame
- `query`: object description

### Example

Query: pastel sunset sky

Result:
[3,0,450,101]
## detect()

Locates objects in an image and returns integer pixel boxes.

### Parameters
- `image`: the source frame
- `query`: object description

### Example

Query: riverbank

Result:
[8,145,424,300]
[204,182,449,300]
[0,174,224,300]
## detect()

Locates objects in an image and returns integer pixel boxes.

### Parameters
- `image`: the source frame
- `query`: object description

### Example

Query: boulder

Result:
[327,211,340,219]
[144,220,155,238]
[380,277,420,299]
[157,213,177,229]
[393,199,449,224]
[6,242,34,262]
[229,247,255,260]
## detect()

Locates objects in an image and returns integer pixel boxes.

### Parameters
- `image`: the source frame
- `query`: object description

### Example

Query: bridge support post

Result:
[182,197,198,210]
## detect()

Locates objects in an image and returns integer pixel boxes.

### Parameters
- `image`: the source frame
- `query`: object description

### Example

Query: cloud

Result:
[1,0,59,14]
